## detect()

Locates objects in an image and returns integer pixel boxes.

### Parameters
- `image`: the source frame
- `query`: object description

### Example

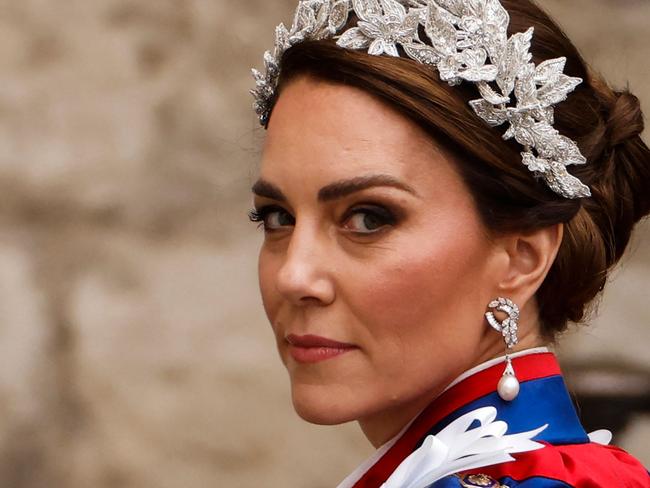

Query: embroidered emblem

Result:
[459,473,507,488]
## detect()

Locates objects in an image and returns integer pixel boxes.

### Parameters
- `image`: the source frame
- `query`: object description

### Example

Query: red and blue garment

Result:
[338,349,649,487]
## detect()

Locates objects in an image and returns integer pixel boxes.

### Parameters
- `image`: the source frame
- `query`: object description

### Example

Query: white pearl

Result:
[497,374,520,401]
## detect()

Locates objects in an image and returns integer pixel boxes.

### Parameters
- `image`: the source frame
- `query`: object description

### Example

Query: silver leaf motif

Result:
[477,81,510,105]
[379,0,407,19]
[514,63,537,110]
[353,0,382,21]
[537,74,582,107]
[403,43,441,64]
[336,27,372,49]
[329,1,351,33]
[425,4,457,57]
[469,99,508,126]
[456,48,498,82]
[250,0,592,199]
[433,0,465,18]
[497,27,533,97]
[275,23,291,51]
[293,3,315,33]
[263,51,279,78]
[535,57,566,84]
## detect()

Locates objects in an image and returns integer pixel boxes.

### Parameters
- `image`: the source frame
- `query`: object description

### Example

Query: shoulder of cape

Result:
[427,442,650,488]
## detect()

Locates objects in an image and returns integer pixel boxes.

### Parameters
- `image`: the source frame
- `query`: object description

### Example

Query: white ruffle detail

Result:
[588,429,613,445]
[380,406,548,488]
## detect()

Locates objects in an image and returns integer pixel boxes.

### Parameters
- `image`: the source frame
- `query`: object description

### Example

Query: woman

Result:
[248,0,650,486]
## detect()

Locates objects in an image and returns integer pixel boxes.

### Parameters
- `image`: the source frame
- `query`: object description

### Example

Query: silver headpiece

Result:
[250,0,591,199]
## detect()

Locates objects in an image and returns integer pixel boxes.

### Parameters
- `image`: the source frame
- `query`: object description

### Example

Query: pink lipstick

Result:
[286,334,358,364]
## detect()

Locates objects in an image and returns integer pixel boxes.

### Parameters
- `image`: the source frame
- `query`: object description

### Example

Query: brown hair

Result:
[264,0,650,340]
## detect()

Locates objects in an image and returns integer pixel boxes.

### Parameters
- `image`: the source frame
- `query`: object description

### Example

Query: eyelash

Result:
[247,205,290,230]
[247,204,398,234]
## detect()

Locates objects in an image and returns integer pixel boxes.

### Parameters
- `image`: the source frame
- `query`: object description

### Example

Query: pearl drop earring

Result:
[485,297,520,401]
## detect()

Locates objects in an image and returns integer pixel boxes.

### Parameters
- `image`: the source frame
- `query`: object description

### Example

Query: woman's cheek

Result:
[352,245,454,327]
[258,253,282,330]
[348,232,486,371]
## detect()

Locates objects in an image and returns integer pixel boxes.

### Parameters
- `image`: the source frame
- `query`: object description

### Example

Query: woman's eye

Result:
[248,205,294,231]
[248,204,396,234]
[344,207,396,234]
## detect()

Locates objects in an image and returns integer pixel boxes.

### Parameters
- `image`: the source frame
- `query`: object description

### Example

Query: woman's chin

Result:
[291,386,361,425]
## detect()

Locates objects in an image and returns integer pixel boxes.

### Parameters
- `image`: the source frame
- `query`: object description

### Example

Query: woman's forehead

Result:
[267,76,437,148]
[260,77,454,192]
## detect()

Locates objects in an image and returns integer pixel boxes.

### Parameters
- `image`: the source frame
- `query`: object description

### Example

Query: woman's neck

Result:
[358,337,549,449]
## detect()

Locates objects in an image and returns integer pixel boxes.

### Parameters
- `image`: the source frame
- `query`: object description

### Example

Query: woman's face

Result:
[253,75,506,444]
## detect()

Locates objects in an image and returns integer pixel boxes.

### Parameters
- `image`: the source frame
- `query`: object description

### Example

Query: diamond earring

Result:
[485,297,520,401]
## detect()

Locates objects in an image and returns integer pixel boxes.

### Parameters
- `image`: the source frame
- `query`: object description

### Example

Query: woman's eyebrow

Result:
[251,174,418,202]
[318,175,418,201]
[251,179,286,201]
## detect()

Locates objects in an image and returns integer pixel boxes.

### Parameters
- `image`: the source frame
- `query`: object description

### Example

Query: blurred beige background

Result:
[0,0,647,487]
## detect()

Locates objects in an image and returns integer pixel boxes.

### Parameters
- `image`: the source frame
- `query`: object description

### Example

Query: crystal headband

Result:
[250,0,592,199]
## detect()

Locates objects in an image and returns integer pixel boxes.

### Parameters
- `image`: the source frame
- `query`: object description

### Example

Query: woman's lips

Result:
[286,333,358,364]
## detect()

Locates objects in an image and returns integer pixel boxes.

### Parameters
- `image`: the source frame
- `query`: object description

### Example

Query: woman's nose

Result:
[274,225,335,306]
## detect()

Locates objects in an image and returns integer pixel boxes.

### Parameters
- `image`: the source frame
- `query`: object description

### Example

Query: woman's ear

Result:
[494,223,564,306]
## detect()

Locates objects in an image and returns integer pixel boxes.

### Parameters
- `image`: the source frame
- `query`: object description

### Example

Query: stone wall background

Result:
[0,1,647,487]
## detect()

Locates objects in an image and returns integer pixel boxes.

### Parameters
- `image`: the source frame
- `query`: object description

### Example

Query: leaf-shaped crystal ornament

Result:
[250,0,591,199]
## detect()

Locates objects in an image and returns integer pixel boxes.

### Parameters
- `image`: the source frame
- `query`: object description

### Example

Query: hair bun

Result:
[606,90,644,147]
[594,87,650,262]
